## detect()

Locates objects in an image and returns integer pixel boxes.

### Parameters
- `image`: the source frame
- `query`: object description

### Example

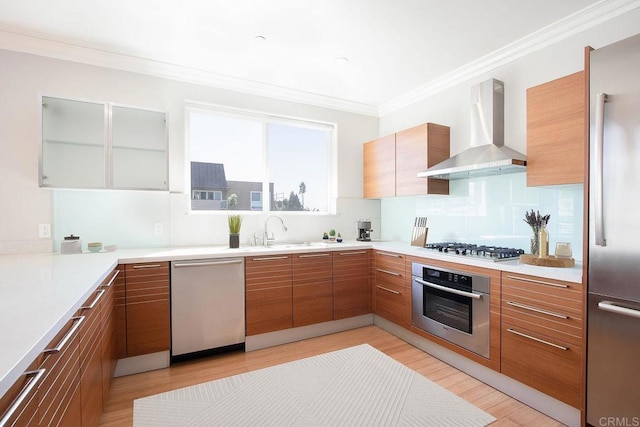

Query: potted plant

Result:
[322,232,329,241]
[228,215,243,248]
[336,232,343,243]
[329,229,336,242]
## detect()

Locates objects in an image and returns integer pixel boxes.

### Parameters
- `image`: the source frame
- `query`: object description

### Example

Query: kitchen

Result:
[1,1,640,426]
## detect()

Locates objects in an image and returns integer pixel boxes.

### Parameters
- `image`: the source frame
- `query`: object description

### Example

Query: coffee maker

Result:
[356,220,373,241]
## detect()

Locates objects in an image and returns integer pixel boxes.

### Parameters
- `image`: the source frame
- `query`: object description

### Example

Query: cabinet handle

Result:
[506,328,568,351]
[251,256,289,261]
[103,270,120,288]
[507,301,569,319]
[376,268,401,277]
[338,251,367,256]
[173,260,243,268]
[132,264,162,269]
[506,275,569,289]
[298,253,331,258]
[44,316,85,354]
[376,252,401,258]
[0,369,46,426]
[80,289,106,310]
[377,285,401,295]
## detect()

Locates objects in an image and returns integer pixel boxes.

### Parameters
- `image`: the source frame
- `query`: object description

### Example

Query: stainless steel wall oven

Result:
[411,262,490,358]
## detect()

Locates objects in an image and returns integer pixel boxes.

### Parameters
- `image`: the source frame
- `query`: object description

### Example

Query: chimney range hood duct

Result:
[417,78,526,180]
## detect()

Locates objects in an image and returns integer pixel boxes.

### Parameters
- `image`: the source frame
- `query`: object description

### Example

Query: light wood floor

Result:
[100,326,564,426]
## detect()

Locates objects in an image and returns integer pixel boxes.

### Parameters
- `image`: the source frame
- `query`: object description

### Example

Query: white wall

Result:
[0,50,380,253]
[377,8,640,261]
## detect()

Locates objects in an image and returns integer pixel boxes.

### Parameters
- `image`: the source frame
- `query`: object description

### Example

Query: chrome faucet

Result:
[263,215,288,246]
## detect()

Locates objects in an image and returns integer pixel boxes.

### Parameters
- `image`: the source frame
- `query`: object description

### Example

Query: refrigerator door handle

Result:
[594,92,608,247]
[598,301,640,319]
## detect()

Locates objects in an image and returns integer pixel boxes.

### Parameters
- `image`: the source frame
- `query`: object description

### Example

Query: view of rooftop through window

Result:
[187,106,333,212]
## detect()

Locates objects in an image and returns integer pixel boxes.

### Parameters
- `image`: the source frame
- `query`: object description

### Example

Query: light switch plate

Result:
[38,223,51,238]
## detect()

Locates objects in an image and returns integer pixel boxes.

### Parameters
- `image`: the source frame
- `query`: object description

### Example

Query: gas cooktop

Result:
[424,242,524,262]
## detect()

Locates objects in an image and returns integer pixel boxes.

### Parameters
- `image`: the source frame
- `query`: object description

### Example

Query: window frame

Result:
[185,101,337,215]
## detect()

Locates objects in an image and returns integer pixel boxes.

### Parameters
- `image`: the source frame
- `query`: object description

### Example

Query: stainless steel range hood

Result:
[417,78,526,180]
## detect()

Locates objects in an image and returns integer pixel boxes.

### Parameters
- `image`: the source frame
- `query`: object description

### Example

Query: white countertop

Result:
[0,241,582,397]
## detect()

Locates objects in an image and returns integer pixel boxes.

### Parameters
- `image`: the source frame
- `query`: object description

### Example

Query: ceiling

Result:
[0,0,627,115]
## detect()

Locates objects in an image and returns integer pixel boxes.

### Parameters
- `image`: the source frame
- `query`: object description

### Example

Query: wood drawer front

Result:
[293,282,334,327]
[246,255,293,291]
[126,299,170,356]
[502,322,582,408]
[292,252,333,286]
[502,299,582,347]
[126,286,169,305]
[124,261,169,278]
[78,290,106,370]
[375,283,411,329]
[0,362,40,427]
[374,251,406,288]
[39,316,82,427]
[246,286,293,335]
[502,273,581,301]
[333,250,371,320]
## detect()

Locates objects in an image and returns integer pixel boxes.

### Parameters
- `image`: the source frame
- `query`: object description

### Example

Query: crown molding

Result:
[378,0,640,116]
[0,29,379,117]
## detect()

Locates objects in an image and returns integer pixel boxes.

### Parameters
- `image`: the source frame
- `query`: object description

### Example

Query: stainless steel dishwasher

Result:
[170,258,245,362]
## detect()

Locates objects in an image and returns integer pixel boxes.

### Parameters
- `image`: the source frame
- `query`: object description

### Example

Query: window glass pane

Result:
[268,123,329,212]
[189,111,263,211]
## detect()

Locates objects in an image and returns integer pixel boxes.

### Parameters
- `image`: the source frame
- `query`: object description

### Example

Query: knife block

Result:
[411,227,428,247]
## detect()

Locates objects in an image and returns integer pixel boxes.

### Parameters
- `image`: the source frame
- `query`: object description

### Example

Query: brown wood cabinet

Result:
[332,250,371,319]
[526,71,586,186]
[372,250,411,329]
[0,361,43,426]
[501,272,584,408]
[363,134,396,198]
[245,255,293,336]
[100,269,119,406]
[114,265,126,359]
[123,262,170,357]
[292,252,333,327]
[363,123,450,199]
[395,123,450,196]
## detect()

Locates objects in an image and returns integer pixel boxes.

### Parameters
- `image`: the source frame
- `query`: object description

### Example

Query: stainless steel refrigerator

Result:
[587,33,640,426]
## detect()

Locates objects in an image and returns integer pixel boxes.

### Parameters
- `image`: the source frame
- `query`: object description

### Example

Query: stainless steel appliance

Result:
[170,258,245,363]
[424,242,524,262]
[411,261,490,358]
[587,33,640,426]
[356,219,372,241]
[418,78,526,180]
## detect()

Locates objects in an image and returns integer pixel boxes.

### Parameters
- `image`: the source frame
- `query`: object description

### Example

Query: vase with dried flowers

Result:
[523,209,550,256]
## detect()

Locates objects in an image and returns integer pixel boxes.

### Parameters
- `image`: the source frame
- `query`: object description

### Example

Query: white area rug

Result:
[133,344,496,426]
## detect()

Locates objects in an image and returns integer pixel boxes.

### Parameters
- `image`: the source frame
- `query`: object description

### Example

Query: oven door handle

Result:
[414,278,483,300]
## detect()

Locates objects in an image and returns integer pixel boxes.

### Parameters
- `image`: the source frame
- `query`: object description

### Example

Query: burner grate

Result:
[424,242,524,261]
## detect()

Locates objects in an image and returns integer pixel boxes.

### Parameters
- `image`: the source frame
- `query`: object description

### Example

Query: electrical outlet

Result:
[38,223,51,238]
[153,222,163,236]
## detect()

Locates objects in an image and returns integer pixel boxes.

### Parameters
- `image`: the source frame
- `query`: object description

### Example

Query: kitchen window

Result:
[186,103,335,213]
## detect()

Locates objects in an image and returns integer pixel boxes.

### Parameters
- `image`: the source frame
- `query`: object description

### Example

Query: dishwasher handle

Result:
[173,259,244,268]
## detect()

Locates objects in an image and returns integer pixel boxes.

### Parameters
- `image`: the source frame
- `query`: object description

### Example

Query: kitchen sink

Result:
[266,241,330,249]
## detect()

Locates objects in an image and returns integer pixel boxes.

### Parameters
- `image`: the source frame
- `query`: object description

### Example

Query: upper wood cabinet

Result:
[526,71,586,186]
[363,123,450,198]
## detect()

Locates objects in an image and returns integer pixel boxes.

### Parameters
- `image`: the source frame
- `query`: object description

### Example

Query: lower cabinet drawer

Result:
[501,322,582,408]
[375,283,410,329]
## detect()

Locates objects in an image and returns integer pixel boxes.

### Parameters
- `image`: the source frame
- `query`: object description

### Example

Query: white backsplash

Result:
[381,173,584,260]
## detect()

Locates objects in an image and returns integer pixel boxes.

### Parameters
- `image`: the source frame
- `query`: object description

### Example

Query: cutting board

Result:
[519,254,575,268]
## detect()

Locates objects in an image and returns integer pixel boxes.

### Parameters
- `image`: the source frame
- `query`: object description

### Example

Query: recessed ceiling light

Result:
[253,35,266,42]
[335,56,349,65]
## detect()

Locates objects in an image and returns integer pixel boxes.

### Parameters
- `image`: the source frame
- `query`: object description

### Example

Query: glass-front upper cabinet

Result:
[41,97,106,188]
[40,96,168,190]
[112,106,167,190]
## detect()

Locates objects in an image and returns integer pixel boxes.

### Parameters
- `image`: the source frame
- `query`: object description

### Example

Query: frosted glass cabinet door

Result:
[41,97,106,188]
[112,106,168,190]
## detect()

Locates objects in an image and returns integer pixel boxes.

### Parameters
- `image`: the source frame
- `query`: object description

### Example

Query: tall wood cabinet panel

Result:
[124,262,171,357]
[526,71,586,186]
[363,134,396,198]
[245,255,293,335]
[332,250,371,319]
[292,253,334,327]
[395,123,450,196]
